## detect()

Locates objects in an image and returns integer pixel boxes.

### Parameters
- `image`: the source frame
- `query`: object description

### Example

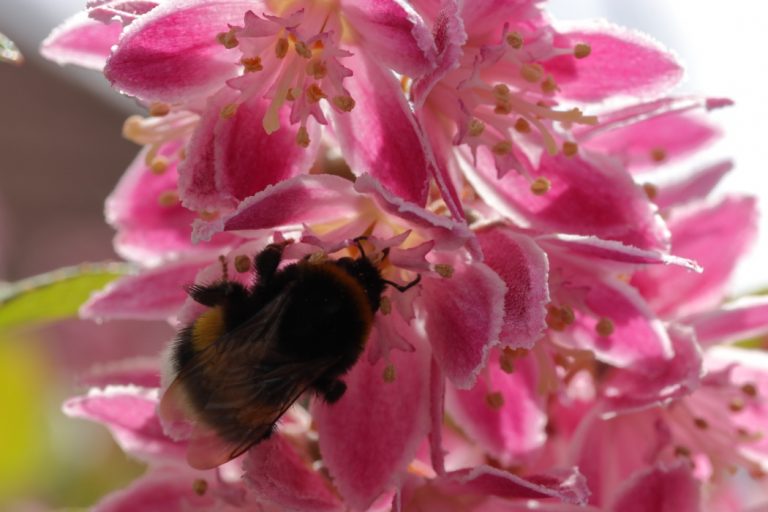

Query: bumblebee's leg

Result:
[313,378,347,404]
[187,281,249,307]
[254,242,288,284]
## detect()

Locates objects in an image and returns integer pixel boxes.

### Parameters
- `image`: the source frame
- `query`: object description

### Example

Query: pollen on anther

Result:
[574,43,591,59]
[294,41,312,58]
[306,59,327,79]
[530,177,551,195]
[434,264,454,278]
[150,157,169,174]
[468,118,485,136]
[506,31,523,49]
[492,140,513,155]
[596,318,614,337]
[729,398,745,412]
[541,75,558,95]
[380,296,392,315]
[306,83,327,103]
[383,364,396,383]
[296,126,311,148]
[241,56,263,72]
[220,103,238,119]
[520,63,543,83]
[562,141,579,157]
[650,147,667,163]
[192,479,208,496]
[514,118,530,133]
[275,37,289,58]
[674,445,692,458]
[693,417,709,430]
[643,183,658,200]
[485,392,504,410]
[742,383,758,397]
[149,102,171,117]
[157,190,179,207]
[332,95,355,112]
[216,30,239,49]
[234,254,252,273]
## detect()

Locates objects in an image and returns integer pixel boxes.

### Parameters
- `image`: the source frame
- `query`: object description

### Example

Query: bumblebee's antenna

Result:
[353,236,368,259]
[218,255,229,282]
[383,274,421,293]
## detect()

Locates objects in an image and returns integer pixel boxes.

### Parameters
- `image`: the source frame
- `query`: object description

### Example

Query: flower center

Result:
[218,5,355,147]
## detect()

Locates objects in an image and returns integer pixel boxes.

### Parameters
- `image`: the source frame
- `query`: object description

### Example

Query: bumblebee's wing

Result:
[160,291,339,469]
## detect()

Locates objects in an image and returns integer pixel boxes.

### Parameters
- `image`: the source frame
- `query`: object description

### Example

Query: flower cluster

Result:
[43,1,768,510]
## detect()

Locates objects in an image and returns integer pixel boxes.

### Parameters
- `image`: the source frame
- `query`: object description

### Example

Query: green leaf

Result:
[0,263,130,330]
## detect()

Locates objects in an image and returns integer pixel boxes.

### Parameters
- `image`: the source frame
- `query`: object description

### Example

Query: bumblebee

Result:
[160,239,420,469]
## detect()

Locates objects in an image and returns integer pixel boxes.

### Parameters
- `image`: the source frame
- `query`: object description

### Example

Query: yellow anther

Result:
[332,95,356,112]
[380,296,392,315]
[312,39,325,50]
[493,83,511,99]
[514,118,531,133]
[468,118,485,137]
[400,75,411,94]
[241,56,263,72]
[492,140,513,155]
[294,41,312,58]
[541,75,558,95]
[149,102,171,117]
[286,88,298,101]
[150,157,169,174]
[520,63,543,83]
[596,318,614,337]
[530,177,551,195]
[742,383,758,397]
[216,30,239,49]
[494,101,512,115]
[275,37,289,58]
[198,210,219,221]
[642,183,658,200]
[485,392,504,410]
[499,347,527,374]
[383,364,396,383]
[546,305,567,331]
[193,479,208,496]
[506,31,523,49]
[220,103,238,119]
[234,254,252,273]
[306,59,327,79]
[650,147,667,163]
[434,264,454,278]
[178,146,186,160]
[574,43,591,59]
[561,306,575,325]
[562,141,579,157]
[296,126,311,148]
[157,190,179,207]
[729,398,745,412]
[693,417,709,430]
[674,445,692,458]
[306,83,327,103]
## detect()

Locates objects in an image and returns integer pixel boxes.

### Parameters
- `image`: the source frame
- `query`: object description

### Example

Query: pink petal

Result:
[437,465,590,505]
[536,234,700,273]
[81,258,212,320]
[654,160,733,211]
[93,470,217,512]
[467,152,669,251]
[631,196,758,318]
[354,173,474,252]
[193,174,365,242]
[41,11,123,69]
[242,436,343,512]
[108,142,233,262]
[551,276,672,368]
[79,357,162,389]
[545,23,682,102]
[342,0,432,77]
[683,296,768,347]
[608,464,701,512]
[331,52,430,207]
[420,259,506,388]
[447,349,547,464]
[600,326,702,414]
[105,1,253,102]
[64,386,186,461]
[180,89,317,211]
[583,112,719,170]
[477,227,549,348]
[313,333,431,511]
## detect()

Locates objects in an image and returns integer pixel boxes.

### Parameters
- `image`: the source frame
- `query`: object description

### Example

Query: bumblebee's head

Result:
[334,256,386,313]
